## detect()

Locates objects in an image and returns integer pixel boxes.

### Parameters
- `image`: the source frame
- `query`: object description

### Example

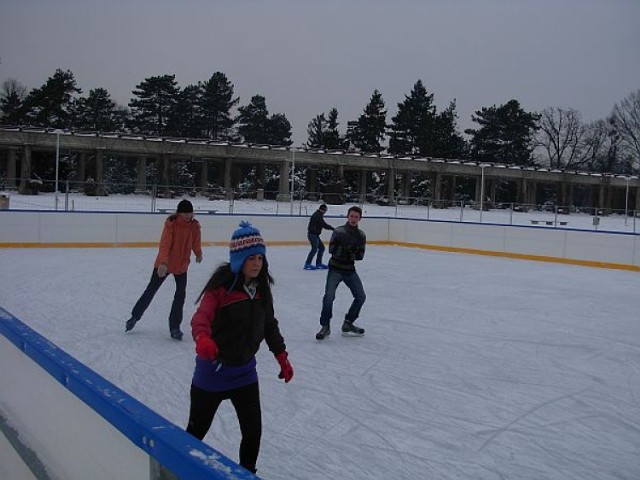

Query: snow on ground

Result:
[2,190,639,234]
[1,240,639,479]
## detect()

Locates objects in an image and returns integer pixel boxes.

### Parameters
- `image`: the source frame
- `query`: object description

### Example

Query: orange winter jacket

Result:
[154,215,202,275]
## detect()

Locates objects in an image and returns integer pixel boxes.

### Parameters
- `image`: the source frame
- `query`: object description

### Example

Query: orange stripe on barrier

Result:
[0,240,637,272]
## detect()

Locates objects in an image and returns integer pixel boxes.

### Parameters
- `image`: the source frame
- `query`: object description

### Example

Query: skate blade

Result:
[341,331,365,337]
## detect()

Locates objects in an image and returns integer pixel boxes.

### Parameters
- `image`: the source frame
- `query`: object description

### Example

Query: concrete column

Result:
[307,168,318,199]
[6,148,17,189]
[223,158,233,190]
[199,158,208,191]
[386,169,395,202]
[598,182,606,212]
[528,181,537,206]
[256,163,266,190]
[18,144,32,193]
[518,178,528,206]
[337,164,344,180]
[402,172,411,198]
[78,152,87,183]
[135,156,147,193]
[433,172,442,207]
[475,176,481,204]
[276,160,291,201]
[449,176,457,205]
[490,179,496,206]
[95,148,106,196]
[162,154,170,187]
[359,171,367,203]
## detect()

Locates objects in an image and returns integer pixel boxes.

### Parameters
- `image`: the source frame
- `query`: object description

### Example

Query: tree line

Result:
[1,68,638,178]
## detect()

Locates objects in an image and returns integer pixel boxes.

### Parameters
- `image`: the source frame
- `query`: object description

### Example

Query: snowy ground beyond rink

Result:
[1,245,639,480]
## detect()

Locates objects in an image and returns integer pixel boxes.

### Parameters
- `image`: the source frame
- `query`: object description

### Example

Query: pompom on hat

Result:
[229,221,266,274]
[176,199,194,213]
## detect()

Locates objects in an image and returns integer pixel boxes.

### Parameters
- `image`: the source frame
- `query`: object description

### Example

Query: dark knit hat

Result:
[176,199,193,213]
[319,204,328,211]
[229,221,266,274]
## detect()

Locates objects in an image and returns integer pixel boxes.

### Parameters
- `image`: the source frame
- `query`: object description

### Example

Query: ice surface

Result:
[0,243,639,479]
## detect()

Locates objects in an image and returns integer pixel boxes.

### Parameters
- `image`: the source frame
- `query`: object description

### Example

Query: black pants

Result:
[186,382,262,474]
[131,269,187,330]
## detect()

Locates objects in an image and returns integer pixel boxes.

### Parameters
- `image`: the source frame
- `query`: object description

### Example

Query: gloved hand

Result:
[275,351,293,383]
[195,334,218,360]
[157,263,168,278]
[196,255,203,263]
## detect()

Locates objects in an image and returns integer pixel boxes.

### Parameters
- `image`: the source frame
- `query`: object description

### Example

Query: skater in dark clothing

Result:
[303,204,335,270]
[186,221,293,475]
[125,199,202,340]
[316,206,367,340]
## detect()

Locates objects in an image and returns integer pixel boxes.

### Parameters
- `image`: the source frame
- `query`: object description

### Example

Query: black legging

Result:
[186,382,262,474]
[131,269,187,330]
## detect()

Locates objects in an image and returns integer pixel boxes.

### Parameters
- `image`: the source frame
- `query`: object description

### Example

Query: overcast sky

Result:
[1,0,639,146]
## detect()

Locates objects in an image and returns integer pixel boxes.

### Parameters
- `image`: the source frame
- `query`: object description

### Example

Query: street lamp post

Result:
[290,148,295,214]
[479,164,489,223]
[624,177,630,226]
[53,129,64,193]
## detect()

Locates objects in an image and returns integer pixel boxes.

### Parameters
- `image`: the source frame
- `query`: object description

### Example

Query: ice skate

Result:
[315,325,331,340]
[125,316,139,332]
[341,320,365,336]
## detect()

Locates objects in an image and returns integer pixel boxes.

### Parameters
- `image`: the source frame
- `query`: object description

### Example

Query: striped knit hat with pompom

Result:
[229,221,266,274]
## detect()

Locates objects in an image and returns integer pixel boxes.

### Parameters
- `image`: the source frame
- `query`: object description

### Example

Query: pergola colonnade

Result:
[0,127,638,212]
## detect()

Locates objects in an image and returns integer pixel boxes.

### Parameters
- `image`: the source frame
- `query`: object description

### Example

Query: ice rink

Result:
[0,244,639,479]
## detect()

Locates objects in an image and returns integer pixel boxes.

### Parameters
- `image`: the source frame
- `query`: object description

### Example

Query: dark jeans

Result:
[305,234,325,266]
[186,382,262,474]
[131,269,187,331]
[320,268,366,326]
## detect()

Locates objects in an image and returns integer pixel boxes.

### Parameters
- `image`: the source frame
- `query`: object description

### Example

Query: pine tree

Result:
[74,88,118,132]
[306,114,327,149]
[23,69,82,128]
[267,113,292,146]
[465,99,539,165]
[348,90,387,153]
[306,108,346,150]
[169,84,203,137]
[388,80,436,156]
[200,72,239,141]
[324,108,346,150]
[128,74,179,136]
[237,95,270,144]
[433,100,467,159]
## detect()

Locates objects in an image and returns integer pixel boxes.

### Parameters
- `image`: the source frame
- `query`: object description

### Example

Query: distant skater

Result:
[316,206,367,340]
[186,221,293,475]
[303,203,334,270]
[125,199,202,340]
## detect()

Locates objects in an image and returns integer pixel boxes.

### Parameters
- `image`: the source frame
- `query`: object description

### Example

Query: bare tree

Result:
[535,107,590,170]
[610,90,640,173]
[0,78,27,124]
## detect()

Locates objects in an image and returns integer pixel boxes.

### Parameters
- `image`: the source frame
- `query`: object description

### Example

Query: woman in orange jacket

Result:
[126,199,203,339]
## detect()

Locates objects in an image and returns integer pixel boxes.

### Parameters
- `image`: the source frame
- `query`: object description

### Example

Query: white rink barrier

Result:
[0,307,257,480]
[0,211,638,269]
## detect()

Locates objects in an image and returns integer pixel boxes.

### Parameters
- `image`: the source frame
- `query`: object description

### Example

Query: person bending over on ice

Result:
[125,199,202,340]
[186,221,294,475]
[316,205,367,340]
[303,203,334,270]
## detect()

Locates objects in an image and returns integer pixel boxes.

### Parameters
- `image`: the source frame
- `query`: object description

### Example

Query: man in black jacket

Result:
[303,204,335,270]
[316,206,366,340]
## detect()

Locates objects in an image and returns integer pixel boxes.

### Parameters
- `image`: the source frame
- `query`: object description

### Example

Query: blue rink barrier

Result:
[0,307,257,480]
